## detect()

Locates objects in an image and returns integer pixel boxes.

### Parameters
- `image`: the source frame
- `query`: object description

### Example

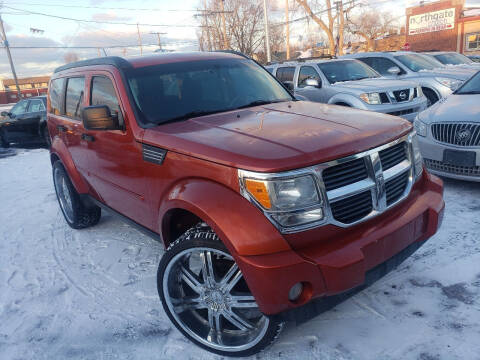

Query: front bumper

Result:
[237,171,444,316]
[418,134,480,182]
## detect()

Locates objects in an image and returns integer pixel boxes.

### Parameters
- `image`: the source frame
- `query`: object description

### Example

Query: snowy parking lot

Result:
[1,148,480,360]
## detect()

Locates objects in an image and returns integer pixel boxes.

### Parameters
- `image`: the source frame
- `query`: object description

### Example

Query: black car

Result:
[0,96,49,148]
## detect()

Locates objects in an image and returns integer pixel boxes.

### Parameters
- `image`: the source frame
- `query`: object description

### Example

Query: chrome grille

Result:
[330,190,373,224]
[392,89,411,102]
[322,158,368,191]
[386,172,410,206]
[425,159,480,177]
[379,142,408,170]
[431,123,480,147]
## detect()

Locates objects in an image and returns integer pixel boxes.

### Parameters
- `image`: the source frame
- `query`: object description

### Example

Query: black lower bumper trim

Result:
[274,239,426,324]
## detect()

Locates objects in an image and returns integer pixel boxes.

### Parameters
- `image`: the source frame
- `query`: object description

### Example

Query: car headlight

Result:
[417,86,423,97]
[413,116,428,137]
[238,171,325,230]
[409,131,423,180]
[360,92,382,105]
[435,77,463,90]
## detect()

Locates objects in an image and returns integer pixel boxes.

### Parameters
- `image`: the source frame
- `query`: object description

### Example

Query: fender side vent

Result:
[142,144,167,165]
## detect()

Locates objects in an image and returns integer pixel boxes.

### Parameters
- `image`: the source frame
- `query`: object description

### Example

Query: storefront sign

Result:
[409,8,456,35]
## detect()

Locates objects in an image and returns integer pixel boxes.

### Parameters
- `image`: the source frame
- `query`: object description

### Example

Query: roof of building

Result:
[2,76,50,86]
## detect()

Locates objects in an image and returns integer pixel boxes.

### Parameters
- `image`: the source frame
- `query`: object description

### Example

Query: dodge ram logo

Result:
[456,128,472,143]
[375,173,386,208]
[399,91,408,101]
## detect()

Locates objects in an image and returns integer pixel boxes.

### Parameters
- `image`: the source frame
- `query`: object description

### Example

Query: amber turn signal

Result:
[244,179,271,209]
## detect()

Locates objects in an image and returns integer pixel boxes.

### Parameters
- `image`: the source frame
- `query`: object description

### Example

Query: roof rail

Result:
[54,56,133,73]
[267,55,336,66]
[212,50,251,59]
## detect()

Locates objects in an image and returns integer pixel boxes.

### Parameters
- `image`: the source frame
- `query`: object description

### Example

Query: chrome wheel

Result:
[162,247,270,353]
[54,167,74,223]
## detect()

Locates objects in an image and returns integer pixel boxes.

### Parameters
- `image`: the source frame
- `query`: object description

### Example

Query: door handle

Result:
[81,133,95,142]
[57,125,67,132]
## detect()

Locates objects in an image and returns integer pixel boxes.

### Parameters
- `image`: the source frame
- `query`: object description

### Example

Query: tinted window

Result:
[434,53,472,65]
[28,99,45,112]
[49,78,64,115]
[91,76,124,126]
[127,59,292,125]
[360,57,405,76]
[10,100,28,116]
[65,77,85,120]
[318,60,379,84]
[298,66,321,87]
[455,71,480,94]
[276,67,295,82]
[394,54,436,72]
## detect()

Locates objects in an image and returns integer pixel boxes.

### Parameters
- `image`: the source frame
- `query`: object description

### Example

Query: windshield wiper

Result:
[159,110,221,124]
[233,99,287,110]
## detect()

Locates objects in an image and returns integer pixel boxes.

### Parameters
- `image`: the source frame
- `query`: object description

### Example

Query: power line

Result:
[2,5,201,27]
[2,2,205,12]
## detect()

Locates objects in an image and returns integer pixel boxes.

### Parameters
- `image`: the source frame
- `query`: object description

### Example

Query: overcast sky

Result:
[1,0,480,79]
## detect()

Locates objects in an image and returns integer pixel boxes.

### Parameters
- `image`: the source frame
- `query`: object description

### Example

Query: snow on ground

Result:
[0,148,479,360]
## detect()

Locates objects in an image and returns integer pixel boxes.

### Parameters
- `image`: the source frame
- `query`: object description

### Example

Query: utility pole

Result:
[0,13,22,100]
[263,0,271,63]
[219,0,229,49]
[285,0,290,60]
[335,1,341,57]
[136,23,143,55]
[150,32,167,51]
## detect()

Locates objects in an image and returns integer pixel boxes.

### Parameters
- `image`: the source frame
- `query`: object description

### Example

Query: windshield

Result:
[455,71,480,94]
[394,54,437,72]
[419,54,445,67]
[317,60,379,84]
[126,58,292,125]
[434,53,473,65]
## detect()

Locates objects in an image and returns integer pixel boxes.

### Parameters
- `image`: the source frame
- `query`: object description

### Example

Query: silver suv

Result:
[342,52,476,106]
[266,59,427,122]
[422,51,480,69]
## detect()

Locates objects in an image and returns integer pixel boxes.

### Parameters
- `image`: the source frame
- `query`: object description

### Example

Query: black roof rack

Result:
[54,56,133,73]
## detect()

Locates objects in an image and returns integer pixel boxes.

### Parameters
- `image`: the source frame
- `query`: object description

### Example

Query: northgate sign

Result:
[409,8,456,35]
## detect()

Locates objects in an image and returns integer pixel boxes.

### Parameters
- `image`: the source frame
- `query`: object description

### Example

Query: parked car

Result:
[422,51,480,69]
[467,54,480,63]
[266,59,427,122]
[415,70,480,182]
[48,53,444,357]
[342,52,475,106]
[0,96,50,147]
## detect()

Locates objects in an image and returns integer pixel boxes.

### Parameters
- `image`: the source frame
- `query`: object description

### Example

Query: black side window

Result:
[65,77,85,120]
[276,67,295,82]
[360,57,404,76]
[28,99,45,113]
[298,66,321,87]
[91,76,124,127]
[49,78,65,115]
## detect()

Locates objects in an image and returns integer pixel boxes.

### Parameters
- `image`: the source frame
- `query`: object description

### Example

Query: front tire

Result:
[52,161,101,229]
[157,225,283,357]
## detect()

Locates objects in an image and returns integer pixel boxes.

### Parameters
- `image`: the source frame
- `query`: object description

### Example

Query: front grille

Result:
[379,142,408,170]
[380,93,390,104]
[431,123,480,147]
[386,171,409,205]
[388,108,415,117]
[392,89,411,102]
[425,159,480,177]
[322,158,368,191]
[330,190,373,224]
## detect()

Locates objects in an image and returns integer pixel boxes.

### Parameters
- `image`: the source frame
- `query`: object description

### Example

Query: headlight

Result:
[417,86,423,97]
[360,92,382,105]
[409,131,423,180]
[435,77,463,90]
[413,116,428,137]
[239,172,325,230]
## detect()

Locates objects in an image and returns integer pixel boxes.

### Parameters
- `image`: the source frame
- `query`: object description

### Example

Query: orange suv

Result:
[47,52,444,357]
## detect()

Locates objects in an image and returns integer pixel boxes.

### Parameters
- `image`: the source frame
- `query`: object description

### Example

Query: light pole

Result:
[263,0,271,63]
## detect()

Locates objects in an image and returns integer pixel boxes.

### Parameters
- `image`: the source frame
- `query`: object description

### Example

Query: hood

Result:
[332,78,418,94]
[417,67,475,80]
[419,94,480,124]
[143,101,411,172]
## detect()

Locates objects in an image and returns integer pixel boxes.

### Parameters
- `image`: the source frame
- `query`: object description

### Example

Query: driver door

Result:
[295,66,324,102]
[3,100,30,143]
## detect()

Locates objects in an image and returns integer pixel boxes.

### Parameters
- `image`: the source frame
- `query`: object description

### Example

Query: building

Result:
[406,0,480,54]
[0,76,50,104]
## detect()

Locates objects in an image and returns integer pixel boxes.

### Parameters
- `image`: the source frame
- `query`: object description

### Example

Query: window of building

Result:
[466,33,480,51]
[49,78,65,116]
[65,77,85,120]
[297,66,321,87]
[91,76,124,127]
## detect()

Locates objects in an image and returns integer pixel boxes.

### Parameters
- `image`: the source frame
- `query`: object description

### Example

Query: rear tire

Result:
[52,161,101,229]
[422,88,439,107]
[157,225,284,357]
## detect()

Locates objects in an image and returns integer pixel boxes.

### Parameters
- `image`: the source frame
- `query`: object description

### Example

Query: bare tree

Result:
[348,10,397,52]
[294,0,357,56]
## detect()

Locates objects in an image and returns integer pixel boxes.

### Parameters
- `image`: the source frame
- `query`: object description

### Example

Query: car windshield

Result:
[419,54,445,67]
[434,53,473,65]
[126,58,292,125]
[394,54,437,72]
[317,60,379,84]
[455,71,480,94]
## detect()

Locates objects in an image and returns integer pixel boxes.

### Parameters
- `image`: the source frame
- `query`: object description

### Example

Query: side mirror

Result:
[82,105,119,130]
[305,78,321,88]
[387,66,401,75]
[282,81,295,92]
